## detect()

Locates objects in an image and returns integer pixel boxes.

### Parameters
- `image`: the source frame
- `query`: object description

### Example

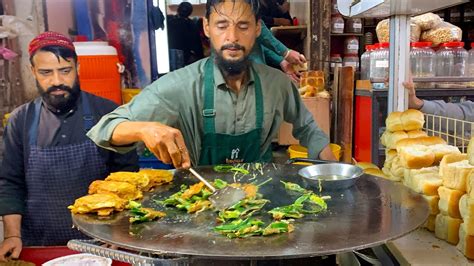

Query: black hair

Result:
[205,0,260,21]
[177,2,193,18]
[30,45,78,66]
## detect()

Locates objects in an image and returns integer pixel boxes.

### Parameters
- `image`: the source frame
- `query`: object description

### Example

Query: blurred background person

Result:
[167,2,204,69]
[259,0,293,27]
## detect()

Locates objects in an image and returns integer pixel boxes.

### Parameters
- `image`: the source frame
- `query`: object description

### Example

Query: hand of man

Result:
[280,60,300,84]
[0,237,22,262]
[139,123,191,169]
[285,50,306,66]
[402,81,424,110]
[319,145,337,161]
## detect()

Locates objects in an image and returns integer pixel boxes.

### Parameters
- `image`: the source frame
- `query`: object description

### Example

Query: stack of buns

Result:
[379,109,474,259]
[431,152,474,259]
[381,109,461,183]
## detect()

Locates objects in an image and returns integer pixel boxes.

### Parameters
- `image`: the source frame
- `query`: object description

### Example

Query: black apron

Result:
[199,58,272,165]
[22,93,108,246]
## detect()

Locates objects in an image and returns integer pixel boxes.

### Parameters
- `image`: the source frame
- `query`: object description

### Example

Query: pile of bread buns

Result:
[433,149,474,259]
[381,109,461,182]
[380,109,474,259]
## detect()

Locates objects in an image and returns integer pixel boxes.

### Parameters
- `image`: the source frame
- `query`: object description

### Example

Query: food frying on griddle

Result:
[105,172,150,190]
[88,180,143,200]
[68,193,127,216]
[213,218,295,238]
[214,218,265,238]
[262,220,295,236]
[229,183,258,199]
[268,191,328,220]
[160,183,213,213]
[217,198,269,222]
[138,169,173,191]
[127,201,166,223]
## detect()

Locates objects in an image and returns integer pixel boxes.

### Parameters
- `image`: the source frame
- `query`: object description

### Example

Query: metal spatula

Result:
[189,168,246,210]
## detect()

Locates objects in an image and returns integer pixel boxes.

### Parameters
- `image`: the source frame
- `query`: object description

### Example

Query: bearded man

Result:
[0,31,138,260]
[87,0,335,169]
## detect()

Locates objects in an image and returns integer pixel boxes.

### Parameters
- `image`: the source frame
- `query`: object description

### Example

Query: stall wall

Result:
[45,0,152,89]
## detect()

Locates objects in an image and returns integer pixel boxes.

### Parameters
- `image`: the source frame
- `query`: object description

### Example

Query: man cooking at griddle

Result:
[87,0,335,168]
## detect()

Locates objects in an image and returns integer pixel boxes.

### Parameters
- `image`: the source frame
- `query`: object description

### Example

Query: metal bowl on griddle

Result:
[289,158,363,190]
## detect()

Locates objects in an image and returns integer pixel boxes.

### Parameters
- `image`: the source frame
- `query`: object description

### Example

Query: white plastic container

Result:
[344,36,359,55]
[331,15,345,34]
[436,41,468,88]
[360,45,373,80]
[468,42,474,87]
[468,42,474,77]
[370,43,389,81]
[72,41,122,104]
[43,253,112,266]
[73,41,117,56]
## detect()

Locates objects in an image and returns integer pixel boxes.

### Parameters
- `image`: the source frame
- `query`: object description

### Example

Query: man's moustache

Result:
[221,44,245,51]
[46,85,73,94]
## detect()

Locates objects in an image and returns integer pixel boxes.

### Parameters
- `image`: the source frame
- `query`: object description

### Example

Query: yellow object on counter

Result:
[121,88,141,104]
[288,144,342,165]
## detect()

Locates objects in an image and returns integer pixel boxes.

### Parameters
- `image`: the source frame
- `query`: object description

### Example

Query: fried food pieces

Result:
[139,169,173,191]
[88,180,143,200]
[106,172,150,190]
[68,193,127,216]
[70,169,174,217]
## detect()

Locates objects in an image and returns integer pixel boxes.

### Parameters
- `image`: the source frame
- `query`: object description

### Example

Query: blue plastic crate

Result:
[139,155,174,169]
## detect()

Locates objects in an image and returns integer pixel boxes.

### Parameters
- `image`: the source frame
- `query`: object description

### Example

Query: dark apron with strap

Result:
[22,92,108,246]
[199,58,272,165]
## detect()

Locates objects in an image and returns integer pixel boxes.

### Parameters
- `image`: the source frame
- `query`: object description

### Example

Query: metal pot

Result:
[288,158,363,190]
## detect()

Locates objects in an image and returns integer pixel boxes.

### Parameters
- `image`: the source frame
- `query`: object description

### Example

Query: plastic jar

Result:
[468,43,474,86]
[370,42,389,81]
[343,54,360,70]
[331,15,345,34]
[361,45,373,80]
[330,53,343,72]
[344,36,359,55]
[469,43,474,76]
[346,18,363,34]
[331,0,339,15]
[410,42,436,88]
[364,32,373,46]
[436,42,468,88]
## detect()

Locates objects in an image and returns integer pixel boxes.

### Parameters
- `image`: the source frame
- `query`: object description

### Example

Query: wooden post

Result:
[309,0,330,76]
[335,66,355,163]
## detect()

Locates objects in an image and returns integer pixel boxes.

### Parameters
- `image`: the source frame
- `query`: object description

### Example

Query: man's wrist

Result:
[4,235,21,239]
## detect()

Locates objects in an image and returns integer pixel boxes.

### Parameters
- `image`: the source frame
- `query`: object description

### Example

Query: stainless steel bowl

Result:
[298,163,363,191]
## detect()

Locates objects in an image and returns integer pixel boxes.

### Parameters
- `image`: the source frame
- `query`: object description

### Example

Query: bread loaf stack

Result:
[381,109,461,182]
[380,110,474,259]
[436,140,474,260]
[381,110,426,181]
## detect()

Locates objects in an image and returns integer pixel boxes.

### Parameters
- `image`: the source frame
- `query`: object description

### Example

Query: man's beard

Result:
[37,80,81,112]
[213,43,249,76]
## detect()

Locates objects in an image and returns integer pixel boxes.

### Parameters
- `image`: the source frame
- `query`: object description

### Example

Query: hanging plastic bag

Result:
[376,19,421,43]
[421,22,462,47]
[412,12,443,31]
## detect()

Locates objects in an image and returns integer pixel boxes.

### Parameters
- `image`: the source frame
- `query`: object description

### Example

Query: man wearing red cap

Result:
[0,31,138,259]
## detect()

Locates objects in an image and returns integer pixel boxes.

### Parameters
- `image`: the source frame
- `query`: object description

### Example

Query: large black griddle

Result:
[72,163,429,260]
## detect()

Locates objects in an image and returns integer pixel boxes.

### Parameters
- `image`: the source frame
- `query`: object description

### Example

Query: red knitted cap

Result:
[28,31,75,56]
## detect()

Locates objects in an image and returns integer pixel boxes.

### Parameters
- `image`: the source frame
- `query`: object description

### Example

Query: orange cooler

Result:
[73,42,122,105]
